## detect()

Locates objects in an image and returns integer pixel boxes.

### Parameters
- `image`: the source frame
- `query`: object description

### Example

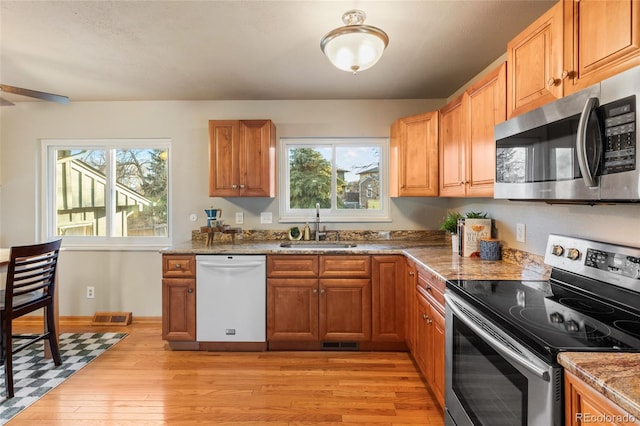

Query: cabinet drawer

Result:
[417,266,445,309]
[320,255,371,278]
[163,255,196,278]
[267,255,318,277]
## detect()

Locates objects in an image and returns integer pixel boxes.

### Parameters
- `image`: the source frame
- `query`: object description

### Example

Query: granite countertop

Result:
[558,352,640,420]
[161,239,549,281]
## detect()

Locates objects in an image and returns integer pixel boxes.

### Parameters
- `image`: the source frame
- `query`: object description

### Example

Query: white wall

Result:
[0,99,447,316]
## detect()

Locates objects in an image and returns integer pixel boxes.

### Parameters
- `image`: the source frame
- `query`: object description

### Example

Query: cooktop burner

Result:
[447,278,640,360]
[447,234,640,362]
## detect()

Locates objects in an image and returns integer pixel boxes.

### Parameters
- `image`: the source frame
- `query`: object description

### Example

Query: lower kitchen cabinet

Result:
[371,255,406,347]
[267,255,374,349]
[413,266,446,409]
[320,278,371,341]
[564,370,638,426]
[266,277,319,341]
[162,278,196,341]
[161,255,197,342]
[405,259,418,352]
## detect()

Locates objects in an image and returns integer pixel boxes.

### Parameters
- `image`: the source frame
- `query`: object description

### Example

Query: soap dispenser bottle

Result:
[303,223,310,241]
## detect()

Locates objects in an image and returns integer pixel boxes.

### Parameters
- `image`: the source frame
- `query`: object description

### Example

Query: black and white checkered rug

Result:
[0,332,127,425]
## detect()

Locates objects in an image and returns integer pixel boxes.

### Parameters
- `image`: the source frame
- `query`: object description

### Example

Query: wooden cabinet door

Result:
[390,111,439,197]
[162,278,196,341]
[430,304,446,409]
[507,1,563,118]
[208,120,240,197]
[563,0,640,94]
[466,62,507,198]
[406,260,417,352]
[267,278,319,341]
[439,94,468,197]
[564,370,637,426]
[371,255,405,342]
[415,292,430,378]
[319,278,371,341]
[239,120,276,197]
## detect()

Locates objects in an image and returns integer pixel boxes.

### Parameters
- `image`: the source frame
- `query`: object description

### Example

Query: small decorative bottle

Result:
[303,223,310,241]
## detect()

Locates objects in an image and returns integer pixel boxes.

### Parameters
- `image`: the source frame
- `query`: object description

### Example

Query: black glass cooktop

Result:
[446,276,640,361]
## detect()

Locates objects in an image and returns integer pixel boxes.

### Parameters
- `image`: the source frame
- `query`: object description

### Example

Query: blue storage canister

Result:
[480,238,501,260]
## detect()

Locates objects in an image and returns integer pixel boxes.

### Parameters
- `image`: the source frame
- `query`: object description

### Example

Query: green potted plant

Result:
[440,211,463,252]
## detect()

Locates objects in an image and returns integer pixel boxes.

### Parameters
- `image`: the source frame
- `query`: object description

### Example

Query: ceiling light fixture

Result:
[320,9,389,75]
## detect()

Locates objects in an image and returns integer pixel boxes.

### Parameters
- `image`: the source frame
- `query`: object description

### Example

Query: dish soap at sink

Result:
[303,223,310,241]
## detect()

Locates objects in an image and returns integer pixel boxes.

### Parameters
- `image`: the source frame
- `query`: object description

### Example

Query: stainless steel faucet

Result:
[315,203,321,241]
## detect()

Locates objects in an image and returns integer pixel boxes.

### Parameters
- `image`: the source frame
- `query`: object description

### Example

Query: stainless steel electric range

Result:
[444,234,640,426]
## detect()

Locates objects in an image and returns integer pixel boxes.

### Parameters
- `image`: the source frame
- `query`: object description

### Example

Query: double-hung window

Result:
[279,138,390,222]
[41,139,171,248]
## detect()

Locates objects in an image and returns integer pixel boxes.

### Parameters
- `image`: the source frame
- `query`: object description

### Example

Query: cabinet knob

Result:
[422,313,429,320]
[547,77,561,87]
[313,288,318,294]
[232,184,238,189]
[175,264,182,269]
[561,70,575,79]
[240,184,245,189]
[188,288,193,293]
[320,289,326,294]
[426,285,432,291]
[408,271,415,276]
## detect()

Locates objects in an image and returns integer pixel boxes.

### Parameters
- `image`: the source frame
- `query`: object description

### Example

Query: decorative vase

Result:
[451,234,459,253]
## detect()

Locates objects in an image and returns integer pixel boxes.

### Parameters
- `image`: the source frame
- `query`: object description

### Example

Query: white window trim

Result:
[40,138,172,250]
[278,137,391,223]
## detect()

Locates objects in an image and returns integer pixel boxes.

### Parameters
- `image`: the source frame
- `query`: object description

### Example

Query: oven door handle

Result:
[445,294,550,382]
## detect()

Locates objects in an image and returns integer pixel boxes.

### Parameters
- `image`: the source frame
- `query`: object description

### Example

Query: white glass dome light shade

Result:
[321,27,388,73]
[320,10,389,74]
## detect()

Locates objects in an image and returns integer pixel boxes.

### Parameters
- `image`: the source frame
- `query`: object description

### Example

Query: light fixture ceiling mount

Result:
[320,9,389,75]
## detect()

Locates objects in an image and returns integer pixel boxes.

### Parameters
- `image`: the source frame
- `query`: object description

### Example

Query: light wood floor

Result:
[9,319,444,425]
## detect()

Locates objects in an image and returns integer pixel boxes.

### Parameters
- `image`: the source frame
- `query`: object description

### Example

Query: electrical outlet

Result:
[516,223,526,243]
[86,286,95,299]
[260,212,272,224]
[235,212,244,224]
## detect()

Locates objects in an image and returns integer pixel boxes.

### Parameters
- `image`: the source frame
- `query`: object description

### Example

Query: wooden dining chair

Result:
[0,239,63,398]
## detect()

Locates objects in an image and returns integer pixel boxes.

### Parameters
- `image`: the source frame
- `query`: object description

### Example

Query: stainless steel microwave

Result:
[494,66,639,203]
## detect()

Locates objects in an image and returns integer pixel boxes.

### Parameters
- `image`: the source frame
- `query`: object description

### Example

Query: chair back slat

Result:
[4,239,62,315]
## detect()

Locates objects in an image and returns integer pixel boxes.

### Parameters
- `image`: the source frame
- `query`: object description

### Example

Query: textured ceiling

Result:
[0,0,556,103]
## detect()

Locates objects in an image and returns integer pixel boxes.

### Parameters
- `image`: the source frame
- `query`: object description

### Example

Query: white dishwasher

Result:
[196,255,266,342]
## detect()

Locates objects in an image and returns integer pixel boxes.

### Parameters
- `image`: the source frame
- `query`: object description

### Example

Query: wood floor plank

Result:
[7,320,444,425]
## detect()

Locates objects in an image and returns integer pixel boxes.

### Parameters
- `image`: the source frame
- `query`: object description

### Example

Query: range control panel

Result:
[545,234,640,291]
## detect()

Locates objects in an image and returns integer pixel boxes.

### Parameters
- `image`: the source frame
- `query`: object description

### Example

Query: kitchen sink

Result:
[279,242,358,249]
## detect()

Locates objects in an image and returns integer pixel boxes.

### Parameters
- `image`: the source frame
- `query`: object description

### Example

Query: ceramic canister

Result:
[480,238,501,261]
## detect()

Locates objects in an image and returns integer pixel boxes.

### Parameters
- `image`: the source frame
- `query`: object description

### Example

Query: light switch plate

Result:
[260,212,272,224]
[235,212,244,224]
[516,223,526,242]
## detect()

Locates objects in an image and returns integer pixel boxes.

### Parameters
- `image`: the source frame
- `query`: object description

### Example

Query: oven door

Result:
[444,292,562,426]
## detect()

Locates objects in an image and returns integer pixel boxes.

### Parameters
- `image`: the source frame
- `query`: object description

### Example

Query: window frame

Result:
[278,137,390,223]
[40,138,172,249]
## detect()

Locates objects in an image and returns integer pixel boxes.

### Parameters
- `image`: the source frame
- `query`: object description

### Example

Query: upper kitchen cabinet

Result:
[440,63,506,197]
[507,1,563,118]
[563,0,640,94]
[208,119,276,197]
[389,111,439,197]
[439,93,468,197]
[508,0,640,117]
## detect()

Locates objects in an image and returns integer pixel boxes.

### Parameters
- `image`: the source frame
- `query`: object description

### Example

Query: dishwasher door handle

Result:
[198,261,265,269]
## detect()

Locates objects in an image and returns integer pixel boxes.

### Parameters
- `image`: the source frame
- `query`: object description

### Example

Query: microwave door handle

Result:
[576,97,599,188]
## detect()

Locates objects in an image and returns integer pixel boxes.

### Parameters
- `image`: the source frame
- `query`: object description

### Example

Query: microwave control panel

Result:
[601,95,636,174]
